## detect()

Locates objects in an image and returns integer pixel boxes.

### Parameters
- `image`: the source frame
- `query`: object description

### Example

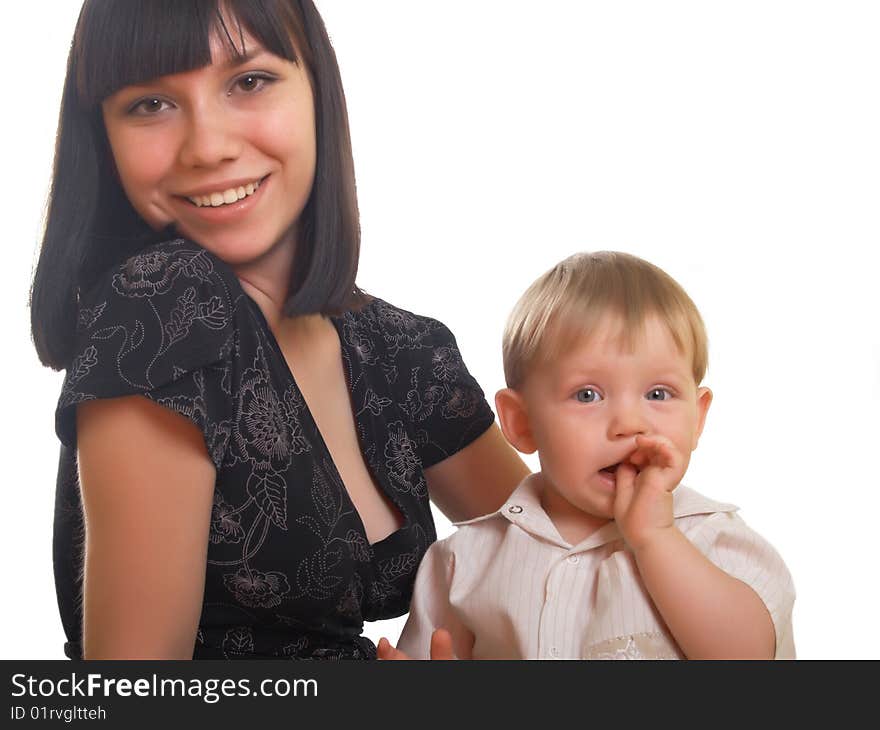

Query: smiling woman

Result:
[32,0,359,364]
[28,0,528,660]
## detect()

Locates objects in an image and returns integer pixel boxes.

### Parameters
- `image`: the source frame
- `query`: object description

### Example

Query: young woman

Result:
[30,0,528,660]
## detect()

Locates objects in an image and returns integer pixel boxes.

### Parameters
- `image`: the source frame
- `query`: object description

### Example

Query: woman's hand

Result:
[613,434,685,553]
[377,629,456,660]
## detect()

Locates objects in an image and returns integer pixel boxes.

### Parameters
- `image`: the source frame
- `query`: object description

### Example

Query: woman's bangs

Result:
[75,0,299,107]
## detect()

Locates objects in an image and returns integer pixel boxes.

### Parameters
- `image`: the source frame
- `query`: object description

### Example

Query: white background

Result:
[3,1,878,659]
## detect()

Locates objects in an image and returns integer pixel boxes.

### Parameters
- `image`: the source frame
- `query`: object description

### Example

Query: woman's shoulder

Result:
[340,296,460,354]
[80,237,241,313]
[74,238,245,361]
[63,238,242,400]
[58,239,243,448]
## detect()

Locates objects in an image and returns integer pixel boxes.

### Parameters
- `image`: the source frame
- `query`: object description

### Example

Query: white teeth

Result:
[187,179,262,208]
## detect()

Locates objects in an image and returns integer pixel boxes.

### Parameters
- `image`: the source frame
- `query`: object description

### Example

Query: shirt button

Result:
[567,555,580,565]
[550,647,559,658]
[508,505,523,514]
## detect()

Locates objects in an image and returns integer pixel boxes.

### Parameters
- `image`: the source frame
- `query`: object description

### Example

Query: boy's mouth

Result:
[599,461,641,477]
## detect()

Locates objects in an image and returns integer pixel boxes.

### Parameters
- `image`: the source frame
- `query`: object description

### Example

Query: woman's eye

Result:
[646,388,672,401]
[233,73,274,94]
[575,388,602,403]
[129,98,170,116]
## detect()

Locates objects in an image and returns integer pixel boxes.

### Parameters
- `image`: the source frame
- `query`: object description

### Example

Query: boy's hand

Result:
[613,434,685,553]
[376,629,456,660]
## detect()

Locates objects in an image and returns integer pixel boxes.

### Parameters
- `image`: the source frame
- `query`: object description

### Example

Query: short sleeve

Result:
[396,539,474,659]
[55,240,237,470]
[689,512,797,659]
[391,314,495,468]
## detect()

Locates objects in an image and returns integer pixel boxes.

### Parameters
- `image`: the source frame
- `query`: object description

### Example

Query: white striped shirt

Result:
[398,474,796,659]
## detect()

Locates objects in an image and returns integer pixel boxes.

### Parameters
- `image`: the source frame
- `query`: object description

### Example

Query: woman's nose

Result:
[177,107,242,168]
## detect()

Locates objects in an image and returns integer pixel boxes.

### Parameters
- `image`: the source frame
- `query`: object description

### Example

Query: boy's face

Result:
[498,314,712,522]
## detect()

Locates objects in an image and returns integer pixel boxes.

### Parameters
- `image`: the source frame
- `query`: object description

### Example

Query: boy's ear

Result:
[495,388,537,454]
[691,386,713,449]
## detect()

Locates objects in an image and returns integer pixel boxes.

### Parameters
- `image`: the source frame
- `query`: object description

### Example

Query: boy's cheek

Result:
[542,443,591,483]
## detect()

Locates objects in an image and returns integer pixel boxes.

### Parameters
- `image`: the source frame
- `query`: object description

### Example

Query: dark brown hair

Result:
[30,0,365,370]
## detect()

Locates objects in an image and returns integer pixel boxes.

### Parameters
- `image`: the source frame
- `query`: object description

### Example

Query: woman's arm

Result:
[424,424,530,523]
[76,395,215,659]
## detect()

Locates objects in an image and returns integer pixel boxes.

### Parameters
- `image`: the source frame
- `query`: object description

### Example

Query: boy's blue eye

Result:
[646,388,671,401]
[575,388,602,403]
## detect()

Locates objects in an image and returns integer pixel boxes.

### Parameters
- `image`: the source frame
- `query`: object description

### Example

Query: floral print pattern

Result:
[384,421,427,497]
[210,493,245,545]
[223,568,292,608]
[53,238,494,660]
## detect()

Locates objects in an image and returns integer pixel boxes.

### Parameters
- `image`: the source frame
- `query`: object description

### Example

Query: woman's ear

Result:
[495,388,537,454]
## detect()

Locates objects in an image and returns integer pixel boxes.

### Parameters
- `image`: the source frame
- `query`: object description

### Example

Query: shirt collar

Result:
[454,473,569,547]
[455,474,739,553]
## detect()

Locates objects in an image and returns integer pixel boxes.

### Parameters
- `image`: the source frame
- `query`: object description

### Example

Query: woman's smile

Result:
[172,174,270,225]
[181,174,267,207]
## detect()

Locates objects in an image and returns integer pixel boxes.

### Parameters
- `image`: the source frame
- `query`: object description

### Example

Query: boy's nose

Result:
[178,108,242,168]
[608,402,648,439]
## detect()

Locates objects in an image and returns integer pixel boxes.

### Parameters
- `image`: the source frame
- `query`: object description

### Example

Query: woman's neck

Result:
[232,232,298,332]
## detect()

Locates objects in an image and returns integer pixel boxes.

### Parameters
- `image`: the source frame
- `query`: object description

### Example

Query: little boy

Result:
[383,251,795,659]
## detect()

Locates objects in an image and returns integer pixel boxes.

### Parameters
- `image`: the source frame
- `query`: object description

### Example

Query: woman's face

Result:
[101,30,316,266]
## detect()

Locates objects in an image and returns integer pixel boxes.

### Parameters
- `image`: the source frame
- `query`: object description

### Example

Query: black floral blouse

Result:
[53,238,494,660]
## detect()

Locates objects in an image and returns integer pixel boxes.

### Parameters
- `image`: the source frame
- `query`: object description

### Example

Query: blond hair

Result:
[502,252,708,388]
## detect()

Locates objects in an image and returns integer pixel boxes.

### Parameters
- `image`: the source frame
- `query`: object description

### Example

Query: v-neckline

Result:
[240,293,409,549]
